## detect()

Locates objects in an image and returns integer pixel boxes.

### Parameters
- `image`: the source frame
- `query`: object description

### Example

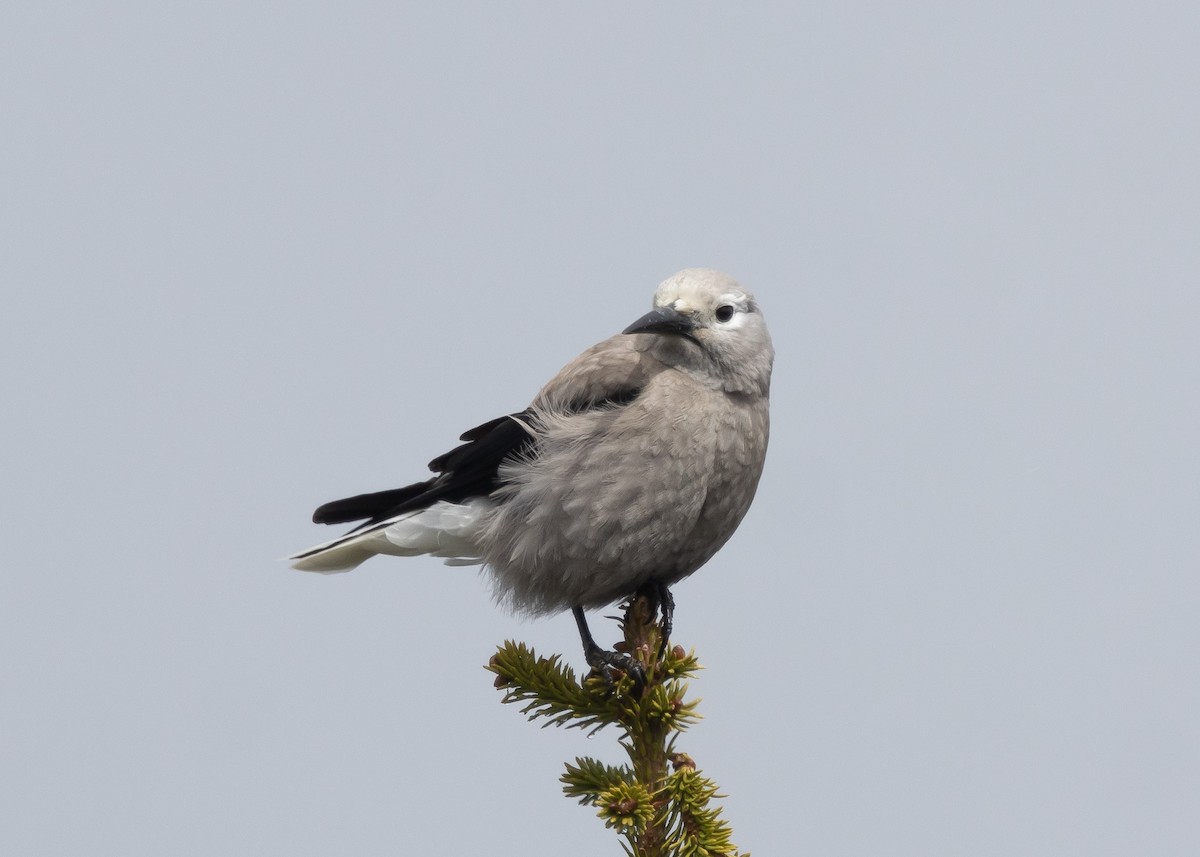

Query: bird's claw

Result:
[586,647,647,697]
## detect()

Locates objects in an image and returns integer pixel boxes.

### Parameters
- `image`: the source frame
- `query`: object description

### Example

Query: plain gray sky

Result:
[3,3,1198,855]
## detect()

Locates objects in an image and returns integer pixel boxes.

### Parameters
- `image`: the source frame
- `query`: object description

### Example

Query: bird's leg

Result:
[573,605,646,695]
[655,581,674,658]
[634,580,675,659]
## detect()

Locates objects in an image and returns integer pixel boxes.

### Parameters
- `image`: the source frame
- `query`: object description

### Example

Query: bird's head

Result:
[624,268,774,396]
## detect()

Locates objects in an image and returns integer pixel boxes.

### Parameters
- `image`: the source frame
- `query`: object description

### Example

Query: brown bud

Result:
[493,674,510,688]
[671,645,686,661]
[670,752,696,772]
[611,798,638,815]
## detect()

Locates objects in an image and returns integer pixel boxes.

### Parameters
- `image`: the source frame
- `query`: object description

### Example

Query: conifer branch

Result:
[562,756,636,804]
[486,596,749,856]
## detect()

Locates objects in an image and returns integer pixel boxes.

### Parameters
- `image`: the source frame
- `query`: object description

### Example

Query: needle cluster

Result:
[487,597,747,857]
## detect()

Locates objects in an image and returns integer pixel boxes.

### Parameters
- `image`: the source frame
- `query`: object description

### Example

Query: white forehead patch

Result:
[653,268,750,312]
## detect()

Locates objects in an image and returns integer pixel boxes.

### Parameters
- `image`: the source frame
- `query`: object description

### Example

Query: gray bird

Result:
[291,268,773,683]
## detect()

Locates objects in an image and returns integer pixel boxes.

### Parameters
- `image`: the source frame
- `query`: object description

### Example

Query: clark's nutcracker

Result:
[291,268,773,683]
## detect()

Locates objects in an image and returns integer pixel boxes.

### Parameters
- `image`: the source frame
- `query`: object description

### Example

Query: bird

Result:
[290,268,773,686]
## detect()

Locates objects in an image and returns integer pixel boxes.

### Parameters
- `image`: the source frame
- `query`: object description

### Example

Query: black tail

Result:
[312,482,431,525]
[310,411,537,529]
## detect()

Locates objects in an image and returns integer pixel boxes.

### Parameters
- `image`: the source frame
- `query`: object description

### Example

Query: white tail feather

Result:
[289,499,491,573]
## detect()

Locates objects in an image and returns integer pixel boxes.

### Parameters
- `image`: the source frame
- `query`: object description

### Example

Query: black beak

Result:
[623,307,698,340]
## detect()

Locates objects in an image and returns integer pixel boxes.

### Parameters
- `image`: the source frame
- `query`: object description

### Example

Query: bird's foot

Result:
[584,643,647,697]
[635,580,675,660]
[574,605,647,697]
[655,584,675,660]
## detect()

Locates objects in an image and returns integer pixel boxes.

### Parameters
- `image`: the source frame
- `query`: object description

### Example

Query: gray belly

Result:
[479,393,769,615]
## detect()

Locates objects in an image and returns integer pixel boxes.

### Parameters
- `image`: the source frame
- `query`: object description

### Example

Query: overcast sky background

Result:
[3,3,1198,855]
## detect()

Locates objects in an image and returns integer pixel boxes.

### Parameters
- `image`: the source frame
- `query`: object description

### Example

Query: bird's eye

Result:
[715,305,735,323]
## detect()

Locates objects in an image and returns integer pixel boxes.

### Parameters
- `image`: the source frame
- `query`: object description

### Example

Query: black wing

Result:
[311,411,537,529]
[310,381,646,532]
